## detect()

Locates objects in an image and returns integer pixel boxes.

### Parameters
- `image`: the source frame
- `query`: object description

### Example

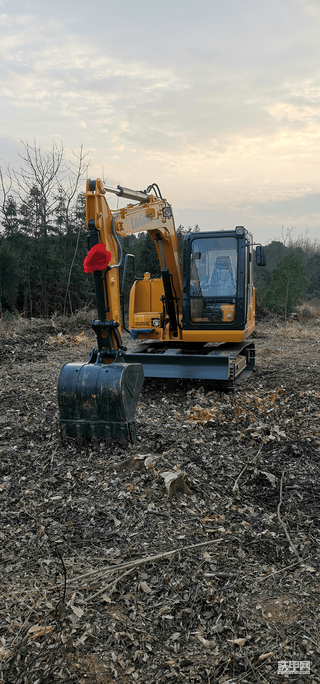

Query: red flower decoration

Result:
[83,243,112,273]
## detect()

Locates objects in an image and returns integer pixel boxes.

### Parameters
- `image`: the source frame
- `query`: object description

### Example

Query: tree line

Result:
[0,141,91,318]
[253,234,320,318]
[0,141,192,319]
[0,142,319,320]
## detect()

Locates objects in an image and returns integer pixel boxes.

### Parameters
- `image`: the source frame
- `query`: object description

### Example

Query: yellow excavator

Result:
[58,179,266,442]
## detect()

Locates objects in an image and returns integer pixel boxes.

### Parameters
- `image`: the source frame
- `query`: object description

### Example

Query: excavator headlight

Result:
[235,226,245,236]
[151,318,160,327]
[162,206,172,219]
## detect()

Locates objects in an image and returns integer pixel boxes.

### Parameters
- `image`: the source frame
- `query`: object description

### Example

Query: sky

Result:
[1,0,320,245]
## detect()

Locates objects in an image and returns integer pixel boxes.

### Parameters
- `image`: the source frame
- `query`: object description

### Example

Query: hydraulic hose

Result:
[109,214,123,270]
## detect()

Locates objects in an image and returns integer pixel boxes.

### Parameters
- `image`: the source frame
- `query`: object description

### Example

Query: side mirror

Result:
[256,245,266,266]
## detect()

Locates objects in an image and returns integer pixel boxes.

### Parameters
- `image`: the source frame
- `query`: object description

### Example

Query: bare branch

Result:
[57,143,90,232]
[0,164,13,216]
[12,139,88,238]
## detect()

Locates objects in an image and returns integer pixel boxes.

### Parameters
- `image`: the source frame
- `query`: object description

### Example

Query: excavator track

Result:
[124,340,255,390]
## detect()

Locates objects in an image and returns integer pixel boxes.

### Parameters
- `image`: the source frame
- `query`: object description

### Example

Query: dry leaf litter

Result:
[0,313,320,683]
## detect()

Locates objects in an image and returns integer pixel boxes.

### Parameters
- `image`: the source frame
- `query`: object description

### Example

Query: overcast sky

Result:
[1,0,320,244]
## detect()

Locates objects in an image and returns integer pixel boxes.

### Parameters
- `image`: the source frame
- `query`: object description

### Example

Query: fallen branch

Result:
[62,538,227,590]
[232,444,263,493]
[145,509,169,518]
[88,538,227,602]
[255,554,314,583]
[277,471,302,561]
[89,567,139,602]
[232,462,249,493]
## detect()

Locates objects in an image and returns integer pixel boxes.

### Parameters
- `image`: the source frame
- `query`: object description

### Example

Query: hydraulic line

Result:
[109,214,123,270]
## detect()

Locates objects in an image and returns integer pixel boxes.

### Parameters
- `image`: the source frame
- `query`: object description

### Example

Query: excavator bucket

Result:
[58,361,144,442]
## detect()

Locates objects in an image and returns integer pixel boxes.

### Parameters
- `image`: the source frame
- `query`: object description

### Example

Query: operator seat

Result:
[208,256,236,296]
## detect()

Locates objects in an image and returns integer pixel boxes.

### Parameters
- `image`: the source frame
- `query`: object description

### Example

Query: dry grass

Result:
[0,308,97,337]
[258,319,320,342]
[296,297,320,320]
[1,303,319,349]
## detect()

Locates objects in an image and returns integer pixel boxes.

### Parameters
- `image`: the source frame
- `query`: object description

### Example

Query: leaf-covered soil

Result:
[0,314,320,683]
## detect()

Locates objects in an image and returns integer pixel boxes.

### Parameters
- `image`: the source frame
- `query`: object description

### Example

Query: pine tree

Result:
[135,233,160,278]
[1,195,19,236]
[0,242,21,310]
[264,253,309,320]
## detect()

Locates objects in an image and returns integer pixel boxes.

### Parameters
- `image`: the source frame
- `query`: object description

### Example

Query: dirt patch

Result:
[256,597,303,625]
[0,317,319,683]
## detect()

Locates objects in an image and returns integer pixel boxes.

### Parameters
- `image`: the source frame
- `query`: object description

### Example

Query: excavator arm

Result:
[85,178,183,350]
[58,178,183,443]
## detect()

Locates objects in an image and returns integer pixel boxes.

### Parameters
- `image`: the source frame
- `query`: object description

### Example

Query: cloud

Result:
[297,0,320,17]
[0,12,63,61]
[1,0,320,244]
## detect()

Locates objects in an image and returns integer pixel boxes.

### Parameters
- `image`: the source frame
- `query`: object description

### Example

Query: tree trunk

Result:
[29,278,33,318]
[284,275,290,322]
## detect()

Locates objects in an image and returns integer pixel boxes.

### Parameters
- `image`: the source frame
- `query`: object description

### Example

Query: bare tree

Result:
[281,226,294,248]
[14,140,65,238]
[0,164,12,215]
[287,230,320,255]
[57,143,89,235]
[5,140,90,238]
[58,145,90,314]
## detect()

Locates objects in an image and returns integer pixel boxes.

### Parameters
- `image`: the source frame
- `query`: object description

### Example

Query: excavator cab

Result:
[183,229,252,328]
[124,226,263,383]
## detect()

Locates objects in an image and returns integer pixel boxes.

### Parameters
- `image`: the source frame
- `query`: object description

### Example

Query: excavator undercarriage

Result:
[123,340,255,387]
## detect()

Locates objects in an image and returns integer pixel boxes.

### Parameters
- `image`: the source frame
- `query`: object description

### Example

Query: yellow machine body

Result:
[58,178,265,442]
[129,279,256,344]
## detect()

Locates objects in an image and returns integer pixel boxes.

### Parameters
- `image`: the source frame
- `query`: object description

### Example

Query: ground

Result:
[0,312,320,684]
